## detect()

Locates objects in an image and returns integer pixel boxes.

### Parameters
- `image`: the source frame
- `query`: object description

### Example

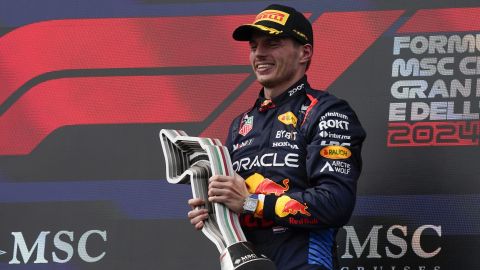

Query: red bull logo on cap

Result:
[254,10,290,26]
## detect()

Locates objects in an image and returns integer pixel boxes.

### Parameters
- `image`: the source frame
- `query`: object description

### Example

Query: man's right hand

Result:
[187,198,209,230]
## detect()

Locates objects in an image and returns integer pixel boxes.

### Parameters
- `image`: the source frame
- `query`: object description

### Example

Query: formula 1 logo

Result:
[0,10,404,156]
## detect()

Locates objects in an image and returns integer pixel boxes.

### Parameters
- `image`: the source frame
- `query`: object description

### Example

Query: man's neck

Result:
[263,73,305,100]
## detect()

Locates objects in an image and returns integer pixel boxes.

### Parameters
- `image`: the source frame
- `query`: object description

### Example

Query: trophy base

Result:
[220,241,276,270]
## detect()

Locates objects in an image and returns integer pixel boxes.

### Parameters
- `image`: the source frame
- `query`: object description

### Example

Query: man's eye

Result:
[268,41,280,47]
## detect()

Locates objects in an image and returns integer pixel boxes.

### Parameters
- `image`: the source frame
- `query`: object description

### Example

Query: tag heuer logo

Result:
[239,115,254,136]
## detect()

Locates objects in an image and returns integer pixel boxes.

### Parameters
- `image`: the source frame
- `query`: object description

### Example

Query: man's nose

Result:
[254,43,268,57]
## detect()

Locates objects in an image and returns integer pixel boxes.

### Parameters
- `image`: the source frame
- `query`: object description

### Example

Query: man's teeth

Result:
[258,64,273,70]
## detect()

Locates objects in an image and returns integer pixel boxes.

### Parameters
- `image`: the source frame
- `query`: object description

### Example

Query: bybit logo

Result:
[0,230,107,264]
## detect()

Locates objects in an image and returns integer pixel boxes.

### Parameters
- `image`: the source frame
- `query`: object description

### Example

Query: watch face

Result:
[244,197,258,212]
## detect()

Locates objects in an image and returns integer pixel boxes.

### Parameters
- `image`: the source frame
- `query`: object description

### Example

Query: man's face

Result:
[249,32,305,89]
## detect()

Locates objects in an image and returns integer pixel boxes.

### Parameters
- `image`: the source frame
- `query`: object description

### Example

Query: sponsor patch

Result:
[288,83,304,96]
[321,161,351,175]
[233,138,254,151]
[272,141,299,149]
[320,140,351,147]
[246,173,290,196]
[318,119,350,131]
[319,131,351,140]
[293,29,308,41]
[272,226,288,234]
[320,161,334,172]
[320,145,352,159]
[275,195,311,218]
[275,130,297,140]
[299,104,309,116]
[254,9,290,25]
[239,115,254,136]
[232,153,299,172]
[320,111,350,121]
[278,112,298,127]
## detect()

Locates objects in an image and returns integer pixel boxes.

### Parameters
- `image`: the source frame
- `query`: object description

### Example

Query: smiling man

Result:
[188,4,366,270]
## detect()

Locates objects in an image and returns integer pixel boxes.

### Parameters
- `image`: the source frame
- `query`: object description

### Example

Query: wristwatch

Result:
[242,194,259,214]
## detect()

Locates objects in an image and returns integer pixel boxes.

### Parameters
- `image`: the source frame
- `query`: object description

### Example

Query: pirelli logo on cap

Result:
[254,10,290,25]
[320,146,352,160]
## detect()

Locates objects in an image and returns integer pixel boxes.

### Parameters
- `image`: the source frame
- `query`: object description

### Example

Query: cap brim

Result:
[232,24,284,41]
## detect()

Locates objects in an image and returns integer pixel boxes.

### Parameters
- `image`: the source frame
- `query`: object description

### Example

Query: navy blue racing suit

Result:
[225,76,366,270]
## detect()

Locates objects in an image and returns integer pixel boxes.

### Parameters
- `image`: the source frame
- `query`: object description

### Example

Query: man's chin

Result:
[256,76,276,88]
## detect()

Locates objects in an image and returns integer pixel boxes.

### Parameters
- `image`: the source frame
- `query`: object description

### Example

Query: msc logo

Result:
[1,230,107,264]
[254,10,290,25]
[341,225,442,259]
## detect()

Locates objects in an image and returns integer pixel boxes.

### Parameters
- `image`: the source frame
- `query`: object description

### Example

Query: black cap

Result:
[232,4,313,46]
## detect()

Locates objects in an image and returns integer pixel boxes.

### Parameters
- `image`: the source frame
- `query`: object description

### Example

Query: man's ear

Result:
[299,44,313,65]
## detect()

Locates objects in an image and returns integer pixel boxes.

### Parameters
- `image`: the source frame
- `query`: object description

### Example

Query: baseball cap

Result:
[232,4,313,46]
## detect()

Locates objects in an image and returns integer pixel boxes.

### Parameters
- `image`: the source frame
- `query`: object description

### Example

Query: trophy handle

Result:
[189,162,226,252]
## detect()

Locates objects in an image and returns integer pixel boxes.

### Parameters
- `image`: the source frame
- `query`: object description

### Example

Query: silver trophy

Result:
[159,129,276,270]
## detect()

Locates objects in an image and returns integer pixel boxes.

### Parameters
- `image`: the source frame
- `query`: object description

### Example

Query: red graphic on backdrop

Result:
[0,75,249,155]
[0,11,404,155]
[309,10,404,90]
[0,16,252,106]
[397,7,480,33]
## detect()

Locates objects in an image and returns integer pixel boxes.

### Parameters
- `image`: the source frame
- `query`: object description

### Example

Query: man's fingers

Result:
[188,198,205,209]
[209,175,234,183]
[208,195,228,203]
[208,187,232,198]
[188,210,209,226]
[209,180,233,192]
[187,208,208,219]
[195,221,204,230]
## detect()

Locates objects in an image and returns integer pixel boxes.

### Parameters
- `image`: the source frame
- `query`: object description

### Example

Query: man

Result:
[188,4,366,270]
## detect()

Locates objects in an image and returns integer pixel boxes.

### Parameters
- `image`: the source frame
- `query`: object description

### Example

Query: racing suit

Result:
[225,76,366,270]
